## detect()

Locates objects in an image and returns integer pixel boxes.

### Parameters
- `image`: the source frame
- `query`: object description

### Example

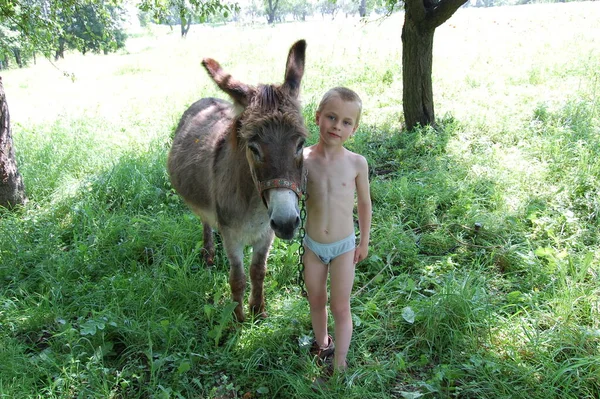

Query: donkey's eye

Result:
[248,143,262,161]
[296,140,305,155]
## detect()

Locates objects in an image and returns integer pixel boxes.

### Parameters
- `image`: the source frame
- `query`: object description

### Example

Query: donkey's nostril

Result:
[270,216,300,240]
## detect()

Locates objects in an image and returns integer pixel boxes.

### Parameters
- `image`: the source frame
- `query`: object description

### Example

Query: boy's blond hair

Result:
[317,87,363,126]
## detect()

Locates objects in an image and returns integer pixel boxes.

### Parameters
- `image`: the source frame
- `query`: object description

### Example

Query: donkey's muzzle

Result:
[270,214,300,240]
[266,188,301,240]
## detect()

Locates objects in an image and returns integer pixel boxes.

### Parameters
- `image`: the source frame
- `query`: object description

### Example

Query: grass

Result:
[1,2,600,398]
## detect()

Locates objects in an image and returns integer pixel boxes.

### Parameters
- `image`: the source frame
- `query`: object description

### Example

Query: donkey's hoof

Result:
[199,247,215,267]
[249,301,266,318]
[202,254,215,268]
[233,308,246,323]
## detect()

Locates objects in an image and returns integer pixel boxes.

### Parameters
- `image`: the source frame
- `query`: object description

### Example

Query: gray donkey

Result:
[168,40,307,322]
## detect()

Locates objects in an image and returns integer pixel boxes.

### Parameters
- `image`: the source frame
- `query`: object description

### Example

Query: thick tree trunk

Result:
[401,0,468,131]
[402,15,435,130]
[0,77,27,208]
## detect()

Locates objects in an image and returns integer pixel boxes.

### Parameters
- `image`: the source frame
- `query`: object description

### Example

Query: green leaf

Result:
[506,291,524,304]
[257,386,269,394]
[81,318,105,335]
[177,361,191,374]
[401,306,415,324]
[400,391,423,399]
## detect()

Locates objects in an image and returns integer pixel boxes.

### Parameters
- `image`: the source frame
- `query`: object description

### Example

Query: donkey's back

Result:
[168,97,234,225]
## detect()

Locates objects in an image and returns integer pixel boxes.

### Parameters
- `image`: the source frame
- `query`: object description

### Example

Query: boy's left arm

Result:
[354,155,372,264]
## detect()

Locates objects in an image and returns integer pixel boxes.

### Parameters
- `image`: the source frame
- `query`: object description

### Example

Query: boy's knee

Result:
[330,301,351,320]
[308,292,328,309]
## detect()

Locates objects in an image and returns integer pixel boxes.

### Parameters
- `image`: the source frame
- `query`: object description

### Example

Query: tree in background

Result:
[316,0,342,19]
[246,0,264,22]
[384,0,468,130]
[54,3,127,60]
[0,25,28,68]
[145,0,237,36]
[0,10,36,68]
[290,0,312,20]
[264,0,282,23]
[341,0,359,17]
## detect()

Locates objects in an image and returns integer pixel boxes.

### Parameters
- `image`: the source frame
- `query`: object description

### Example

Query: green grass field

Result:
[1,2,599,398]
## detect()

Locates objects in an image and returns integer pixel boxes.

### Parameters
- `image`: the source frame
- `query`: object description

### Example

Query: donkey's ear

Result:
[282,40,306,99]
[202,58,254,108]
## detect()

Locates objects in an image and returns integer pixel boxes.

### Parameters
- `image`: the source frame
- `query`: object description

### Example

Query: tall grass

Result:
[1,2,599,398]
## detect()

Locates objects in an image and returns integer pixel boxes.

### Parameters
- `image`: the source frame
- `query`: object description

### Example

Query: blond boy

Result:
[303,87,372,372]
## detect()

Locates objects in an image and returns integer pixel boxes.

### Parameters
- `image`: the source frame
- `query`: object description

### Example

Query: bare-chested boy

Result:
[303,87,372,372]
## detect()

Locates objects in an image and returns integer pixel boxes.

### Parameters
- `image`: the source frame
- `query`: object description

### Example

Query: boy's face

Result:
[315,95,360,145]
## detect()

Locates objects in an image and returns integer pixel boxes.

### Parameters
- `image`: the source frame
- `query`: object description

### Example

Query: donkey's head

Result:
[202,40,307,240]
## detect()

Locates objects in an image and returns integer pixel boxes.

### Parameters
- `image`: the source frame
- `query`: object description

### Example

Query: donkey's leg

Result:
[249,231,275,317]
[222,233,246,322]
[202,222,215,267]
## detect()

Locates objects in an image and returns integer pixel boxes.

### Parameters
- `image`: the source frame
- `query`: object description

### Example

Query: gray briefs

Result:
[304,233,356,265]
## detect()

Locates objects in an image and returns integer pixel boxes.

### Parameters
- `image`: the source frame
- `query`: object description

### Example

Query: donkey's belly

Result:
[187,202,218,228]
[218,201,273,246]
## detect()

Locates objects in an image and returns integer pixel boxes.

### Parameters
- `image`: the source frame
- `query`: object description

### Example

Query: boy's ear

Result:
[352,124,359,134]
[315,111,320,124]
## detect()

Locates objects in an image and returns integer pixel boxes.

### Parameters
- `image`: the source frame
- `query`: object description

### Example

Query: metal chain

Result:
[296,170,308,298]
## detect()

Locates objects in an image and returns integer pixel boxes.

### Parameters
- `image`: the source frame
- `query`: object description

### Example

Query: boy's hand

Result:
[353,243,369,264]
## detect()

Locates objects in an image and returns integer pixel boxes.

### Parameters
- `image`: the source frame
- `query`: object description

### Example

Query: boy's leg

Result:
[303,246,330,348]
[329,250,355,370]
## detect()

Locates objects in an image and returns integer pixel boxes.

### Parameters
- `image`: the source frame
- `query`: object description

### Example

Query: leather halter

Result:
[257,169,307,208]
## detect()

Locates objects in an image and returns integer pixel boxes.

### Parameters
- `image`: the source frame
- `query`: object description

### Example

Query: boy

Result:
[303,87,372,372]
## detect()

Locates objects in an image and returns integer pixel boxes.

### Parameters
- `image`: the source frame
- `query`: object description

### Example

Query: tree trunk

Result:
[12,48,23,68]
[0,77,27,208]
[266,0,279,24]
[180,11,191,37]
[55,38,66,61]
[359,0,367,17]
[401,0,468,130]
[402,15,435,130]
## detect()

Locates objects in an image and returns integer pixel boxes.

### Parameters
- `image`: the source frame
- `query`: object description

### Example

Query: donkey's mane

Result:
[256,84,280,110]
[236,84,307,142]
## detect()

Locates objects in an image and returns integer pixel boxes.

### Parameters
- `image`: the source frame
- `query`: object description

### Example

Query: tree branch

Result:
[423,0,468,30]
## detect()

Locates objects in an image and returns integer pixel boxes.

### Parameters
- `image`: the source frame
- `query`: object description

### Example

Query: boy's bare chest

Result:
[307,159,356,195]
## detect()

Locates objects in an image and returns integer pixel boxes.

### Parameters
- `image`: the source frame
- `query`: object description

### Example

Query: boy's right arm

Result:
[354,155,372,264]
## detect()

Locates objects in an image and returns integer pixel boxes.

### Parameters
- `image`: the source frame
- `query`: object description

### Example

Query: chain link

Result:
[296,170,308,298]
